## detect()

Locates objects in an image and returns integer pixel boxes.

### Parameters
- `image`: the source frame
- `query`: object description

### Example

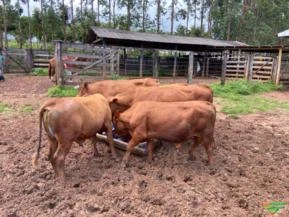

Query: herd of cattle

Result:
[32,78,216,183]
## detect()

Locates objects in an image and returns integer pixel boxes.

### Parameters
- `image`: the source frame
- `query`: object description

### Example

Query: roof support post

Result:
[139,45,144,77]
[54,40,64,86]
[275,47,283,84]
[221,50,228,85]
[187,51,194,84]
[153,50,159,78]
[173,47,178,77]
[202,52,207,77]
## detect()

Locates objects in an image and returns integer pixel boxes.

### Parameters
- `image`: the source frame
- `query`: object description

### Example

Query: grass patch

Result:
[111,74,128,80]
[47,86,78,97]
[0,102,14,113]
[31,68,48,76]
[20,104,34,113]
[211,80,288,117]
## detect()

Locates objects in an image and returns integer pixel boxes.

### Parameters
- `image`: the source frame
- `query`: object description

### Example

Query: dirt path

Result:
[1,75,289,216]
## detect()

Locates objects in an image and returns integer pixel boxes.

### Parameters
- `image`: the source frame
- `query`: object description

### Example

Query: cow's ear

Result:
[109,97,118,104]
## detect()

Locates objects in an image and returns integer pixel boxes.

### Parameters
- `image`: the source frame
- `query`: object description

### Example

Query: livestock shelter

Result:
[85,27,247,81]
[4,27,289,85]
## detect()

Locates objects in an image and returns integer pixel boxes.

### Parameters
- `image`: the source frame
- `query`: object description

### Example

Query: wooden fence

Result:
[224,54,276,82]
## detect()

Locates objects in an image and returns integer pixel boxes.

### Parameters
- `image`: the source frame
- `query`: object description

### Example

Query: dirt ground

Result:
[1,74,289,217]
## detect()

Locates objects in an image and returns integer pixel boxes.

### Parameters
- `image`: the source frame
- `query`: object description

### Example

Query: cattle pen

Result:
[2,27,289,86]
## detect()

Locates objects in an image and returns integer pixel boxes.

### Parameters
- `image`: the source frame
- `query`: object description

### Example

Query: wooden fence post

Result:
[205,57,209,77]
[25,49,33,73]
[110,50,114,76]
[275,47,283,85]
[221,50,227,85]
[153,50,159,78]
[54,40,63,86]
[116,49,120,75]
[139,47,144,77]
[187,51,194,84]
[247,53,254,81]
[202,53,207,77]
[173,50,177,77]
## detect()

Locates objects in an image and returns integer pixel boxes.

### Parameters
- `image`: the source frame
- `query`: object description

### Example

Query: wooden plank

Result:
[33,63,49,67]
[226,61,246,64]
[64,60,98,66]
[252,71,272,75]
[221,50,227,85]
[252,75,271,79]
[63,53,103,59]
[252,66,273,70]
[226,69,245,73]
[275,48,282,84]
[34,58,51,62]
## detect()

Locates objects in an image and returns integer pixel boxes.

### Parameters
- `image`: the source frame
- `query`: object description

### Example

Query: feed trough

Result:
[96,133,148,156]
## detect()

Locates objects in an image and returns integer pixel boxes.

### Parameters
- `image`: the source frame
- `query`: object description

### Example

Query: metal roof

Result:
[86,27,247,51]
[278,29,289,37]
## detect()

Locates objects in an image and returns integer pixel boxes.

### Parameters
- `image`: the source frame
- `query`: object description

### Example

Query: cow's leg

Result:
[202,136,213,165]
[53,141,72,183]
[104,122,117,158]
[122,137,140,168]
[173,143,182,164]
[90,136,101,157]
[47,137,58,162]
[147,140,154,163]
[188,136,201,161]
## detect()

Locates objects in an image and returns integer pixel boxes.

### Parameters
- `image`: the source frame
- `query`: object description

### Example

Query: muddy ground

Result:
[1,75,289,217]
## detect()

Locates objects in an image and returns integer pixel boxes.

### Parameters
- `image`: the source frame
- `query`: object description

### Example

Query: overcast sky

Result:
[11,0,193,32]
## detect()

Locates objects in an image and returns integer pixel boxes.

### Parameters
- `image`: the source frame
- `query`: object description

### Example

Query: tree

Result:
[169,0,177,35]
[118,0,136,30]
[155,0,166,33]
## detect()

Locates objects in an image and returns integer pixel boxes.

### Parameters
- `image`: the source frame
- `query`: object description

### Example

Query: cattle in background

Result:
[113,101,216,167]
[77,78,160,98]
[109,84,213,114]
[32,94,116,183]
[48,56,77,82]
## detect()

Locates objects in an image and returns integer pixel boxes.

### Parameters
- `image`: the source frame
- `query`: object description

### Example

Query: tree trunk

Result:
[27,0,32,49]
[113,0,116,27]
[170,0,175,35]
[226,0,231,40]
[200,0,204,33]
[186,0,191,35]
[40,0,47,49]
[97,0,100,23]
[156,0,161,33]
[109,0,111,27]
[17,0,23,48]
[127,1,131,30]
[2,0,8,48]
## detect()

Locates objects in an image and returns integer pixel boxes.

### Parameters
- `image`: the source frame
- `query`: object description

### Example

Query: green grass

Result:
[47,86,78,97]
[111,74,128,80]
[0,102,13,113]
[211,80,289,117]
[31,68,48,76]
[20,104,34,113]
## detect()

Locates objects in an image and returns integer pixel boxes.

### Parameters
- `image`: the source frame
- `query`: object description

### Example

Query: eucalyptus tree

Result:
[155,0,166,33]
[118,0,136,31]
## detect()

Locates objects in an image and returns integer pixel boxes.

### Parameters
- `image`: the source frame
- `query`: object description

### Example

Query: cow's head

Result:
[77,81,90,96]
[112,111,128,136]
[108,96,131,115]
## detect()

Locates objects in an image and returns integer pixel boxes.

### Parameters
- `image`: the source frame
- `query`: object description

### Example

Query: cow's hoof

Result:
[187,155,196,161]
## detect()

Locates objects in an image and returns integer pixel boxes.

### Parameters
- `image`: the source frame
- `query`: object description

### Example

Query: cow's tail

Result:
[32,104,49,168]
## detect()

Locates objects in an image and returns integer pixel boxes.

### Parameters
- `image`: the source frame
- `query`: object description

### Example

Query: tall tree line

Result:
[1,0,289,48]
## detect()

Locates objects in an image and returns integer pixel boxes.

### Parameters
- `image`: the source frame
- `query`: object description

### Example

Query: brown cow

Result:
[109,84,213,114]
[113,101,216,167]
[32,94,116,183]
[77,78,160,97]
[48,57,56,81]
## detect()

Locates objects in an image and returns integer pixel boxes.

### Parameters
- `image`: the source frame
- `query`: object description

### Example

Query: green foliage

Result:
[211,80,288,117]
[0,102,13,113]
[263,201,287,214]
[20,104,34,113]
[31,68,48,76]
[111,74,128,80]
[211,80,281,98]
[47,86,78,97]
